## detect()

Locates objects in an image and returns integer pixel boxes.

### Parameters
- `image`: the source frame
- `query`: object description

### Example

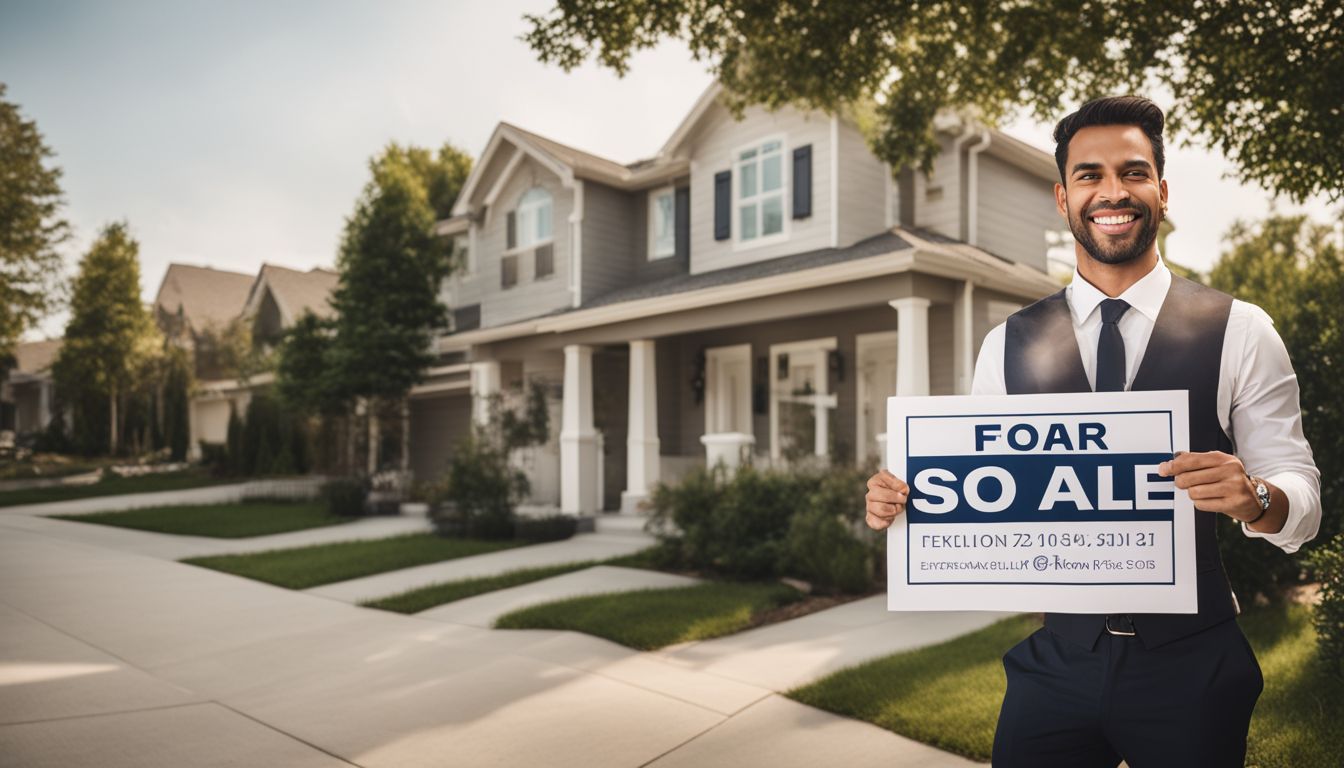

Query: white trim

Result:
[482,149,525,209]
[967,130,991,246]
[647,185,676,260]
[855,331,899,463]
[657,81,724,159]
[454,126,573,217]
[884,162,894,230]
[769,337,838,461]
[730,133,790,252]
[409,380,471,398]
[830,115,840,247]
[704,344,752,436]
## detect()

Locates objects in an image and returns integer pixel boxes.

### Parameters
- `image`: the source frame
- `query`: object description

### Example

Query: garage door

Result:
[409,394,472,485]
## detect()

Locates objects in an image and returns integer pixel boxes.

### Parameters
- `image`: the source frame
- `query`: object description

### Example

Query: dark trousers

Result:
[992,618,1263,768]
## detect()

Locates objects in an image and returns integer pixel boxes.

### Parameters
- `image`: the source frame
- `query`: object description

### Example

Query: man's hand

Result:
[866,470,909,531]
[1157,451,1262,522]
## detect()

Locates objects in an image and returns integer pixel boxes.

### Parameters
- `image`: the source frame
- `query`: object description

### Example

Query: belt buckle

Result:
[1105,615,1136,637]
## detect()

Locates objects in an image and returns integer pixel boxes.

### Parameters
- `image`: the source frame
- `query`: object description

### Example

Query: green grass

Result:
[182,533,526,589]
[0,469,234,508]
[494,581,805,650]
[788,613,1040,760]
[788,604,1342,767]
[54,501,347,539]
[361,547,666,614]
[1242,603,1344,768]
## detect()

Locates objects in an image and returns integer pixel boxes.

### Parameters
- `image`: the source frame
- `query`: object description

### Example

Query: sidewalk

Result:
[0,510,989,767]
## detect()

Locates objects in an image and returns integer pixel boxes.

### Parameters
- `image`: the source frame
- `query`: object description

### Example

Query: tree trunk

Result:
[367,401,380,475]
[400,397,411,474]
[109,388,118,455]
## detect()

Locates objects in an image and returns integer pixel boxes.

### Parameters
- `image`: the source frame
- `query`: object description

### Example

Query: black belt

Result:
[1105,614,1137,637]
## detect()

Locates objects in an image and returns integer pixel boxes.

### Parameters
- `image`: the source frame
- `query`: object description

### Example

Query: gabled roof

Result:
[243,264,339,326]
[450,122,687,218]
[154,264,255,331]
[11,339,61,374]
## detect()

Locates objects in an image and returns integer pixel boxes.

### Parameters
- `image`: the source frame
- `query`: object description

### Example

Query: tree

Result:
[0,83,70,359]
[329,142,472,472]
[51,222,160,455]
[523,1,1344,202]
[1209,213,1343,599]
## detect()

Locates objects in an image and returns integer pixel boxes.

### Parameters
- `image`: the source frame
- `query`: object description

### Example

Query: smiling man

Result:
[864,96,1321,767]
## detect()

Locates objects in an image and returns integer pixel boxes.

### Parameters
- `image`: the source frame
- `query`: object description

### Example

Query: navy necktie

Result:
[1096,299,1131,392]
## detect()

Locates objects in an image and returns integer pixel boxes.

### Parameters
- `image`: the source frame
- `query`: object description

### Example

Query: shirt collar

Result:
[1067,254,1170,325]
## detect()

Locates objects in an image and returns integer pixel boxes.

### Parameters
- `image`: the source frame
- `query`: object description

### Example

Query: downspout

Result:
[967,130,992,247]
[568,179,584,308]
[951,123,979,239]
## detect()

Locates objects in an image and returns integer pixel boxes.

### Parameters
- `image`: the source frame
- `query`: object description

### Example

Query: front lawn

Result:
[0,469,234,508]
[788,603,1340,766]
[361,547,666,614]
[55,501,346,538]
[494,581,805,650]
[181,533,525,589]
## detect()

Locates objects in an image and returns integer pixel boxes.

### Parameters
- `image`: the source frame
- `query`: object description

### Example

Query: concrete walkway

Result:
[0,491,994,766]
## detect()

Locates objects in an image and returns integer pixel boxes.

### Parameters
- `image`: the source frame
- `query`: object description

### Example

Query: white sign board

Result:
[885,391,1196,614]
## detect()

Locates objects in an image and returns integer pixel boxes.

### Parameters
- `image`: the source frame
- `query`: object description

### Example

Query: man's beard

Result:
[1068,199,1160,265]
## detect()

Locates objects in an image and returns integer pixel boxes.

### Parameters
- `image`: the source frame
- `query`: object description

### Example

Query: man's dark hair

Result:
[1053,96,1166,185]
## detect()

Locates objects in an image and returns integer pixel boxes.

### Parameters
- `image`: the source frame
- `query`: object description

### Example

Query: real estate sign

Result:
[885,391,1197,614]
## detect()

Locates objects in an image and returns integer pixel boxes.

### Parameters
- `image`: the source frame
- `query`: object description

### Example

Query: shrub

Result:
[428,432,527,540]
[1308,533,1344,677]
[784,468,881,593]
[650,462,879,592]
[198,441,228,473]
[514,514,578,542]
[322,477,369,517]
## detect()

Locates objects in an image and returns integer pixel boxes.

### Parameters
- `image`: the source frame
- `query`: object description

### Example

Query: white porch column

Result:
[889,297,931,396]
[38,381,52,429]
[561,344,599,515]
[953,280,975,394]
[621,339,660,514]
[469,360,501,427]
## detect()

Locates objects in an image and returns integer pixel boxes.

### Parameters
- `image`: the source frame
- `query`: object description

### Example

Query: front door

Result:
[856,332,899,464]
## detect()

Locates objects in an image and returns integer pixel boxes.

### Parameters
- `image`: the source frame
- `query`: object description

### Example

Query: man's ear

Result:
[1054,182,1068,218]
[1159,178,1169,218]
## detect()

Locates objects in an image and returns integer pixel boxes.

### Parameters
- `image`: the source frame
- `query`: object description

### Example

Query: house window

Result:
[735,138,786,244]
[453,235,471,274]
[515,187,553,249]
[648,187,675,259]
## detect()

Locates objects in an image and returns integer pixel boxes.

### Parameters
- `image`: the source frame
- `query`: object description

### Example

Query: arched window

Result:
[514,187,553,248]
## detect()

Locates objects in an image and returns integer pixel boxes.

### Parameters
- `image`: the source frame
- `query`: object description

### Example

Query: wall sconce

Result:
[829,349,845,382]
[691,347,706,405]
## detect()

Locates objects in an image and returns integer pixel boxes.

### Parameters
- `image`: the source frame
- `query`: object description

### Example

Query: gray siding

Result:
[914,133,962,239]
[445,154,574,328]
[581,181,638,304]
[685,102,834,275]
[836,119,890,247]
[974,152,1055,271]
[929,303,955,395]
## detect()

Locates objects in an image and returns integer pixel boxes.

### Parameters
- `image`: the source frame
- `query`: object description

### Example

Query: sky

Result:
[2,0,1336,342]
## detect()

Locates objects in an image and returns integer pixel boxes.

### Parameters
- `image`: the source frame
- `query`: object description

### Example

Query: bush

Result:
[649,462,879,592]
[427,433,528,540]
[784,469,882,593]
[514,514,578,542]
[198,441,228,473]
[323,477,369,517]
[1308,533,1344,677]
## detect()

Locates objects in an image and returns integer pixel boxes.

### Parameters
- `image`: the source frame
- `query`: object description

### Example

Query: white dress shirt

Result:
[973,257,1321,554]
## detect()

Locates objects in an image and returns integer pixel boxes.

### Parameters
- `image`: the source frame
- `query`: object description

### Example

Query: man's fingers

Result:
[1158,450,1234,477]
[1185,479,1242,502]
[1171,466,1236,490]
[868,470,909,494]
[867,487,908,504]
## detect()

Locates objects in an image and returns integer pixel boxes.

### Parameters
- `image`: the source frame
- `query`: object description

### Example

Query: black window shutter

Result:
[506,211,516,249]
[674,186,690,259]
[792,145,812,219]
[713,171,731,241]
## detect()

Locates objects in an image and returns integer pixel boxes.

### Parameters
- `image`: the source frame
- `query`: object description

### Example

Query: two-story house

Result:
[409,82,1062,515]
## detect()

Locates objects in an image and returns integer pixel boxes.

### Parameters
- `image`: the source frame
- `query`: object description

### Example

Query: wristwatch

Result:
[1245,474,1271,524]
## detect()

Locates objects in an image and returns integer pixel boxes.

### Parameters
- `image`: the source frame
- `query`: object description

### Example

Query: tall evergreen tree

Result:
[52,222,159,455]
[0,83,70,359]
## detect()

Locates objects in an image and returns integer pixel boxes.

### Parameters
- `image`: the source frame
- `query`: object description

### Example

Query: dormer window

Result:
[648,187,676,259]
[735,137,786,245]
[512,187,553,249]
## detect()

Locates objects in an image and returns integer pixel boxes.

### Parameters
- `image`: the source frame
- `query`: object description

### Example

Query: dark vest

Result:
[1005,274,1237,650]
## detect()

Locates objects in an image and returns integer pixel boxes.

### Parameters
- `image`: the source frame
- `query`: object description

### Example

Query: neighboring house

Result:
[150,262,337,458]
[411,82,1064,515]
[1,339,62,439]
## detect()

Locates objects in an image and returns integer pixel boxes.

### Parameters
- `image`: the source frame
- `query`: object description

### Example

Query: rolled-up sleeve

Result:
[1227,303,1322,553]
